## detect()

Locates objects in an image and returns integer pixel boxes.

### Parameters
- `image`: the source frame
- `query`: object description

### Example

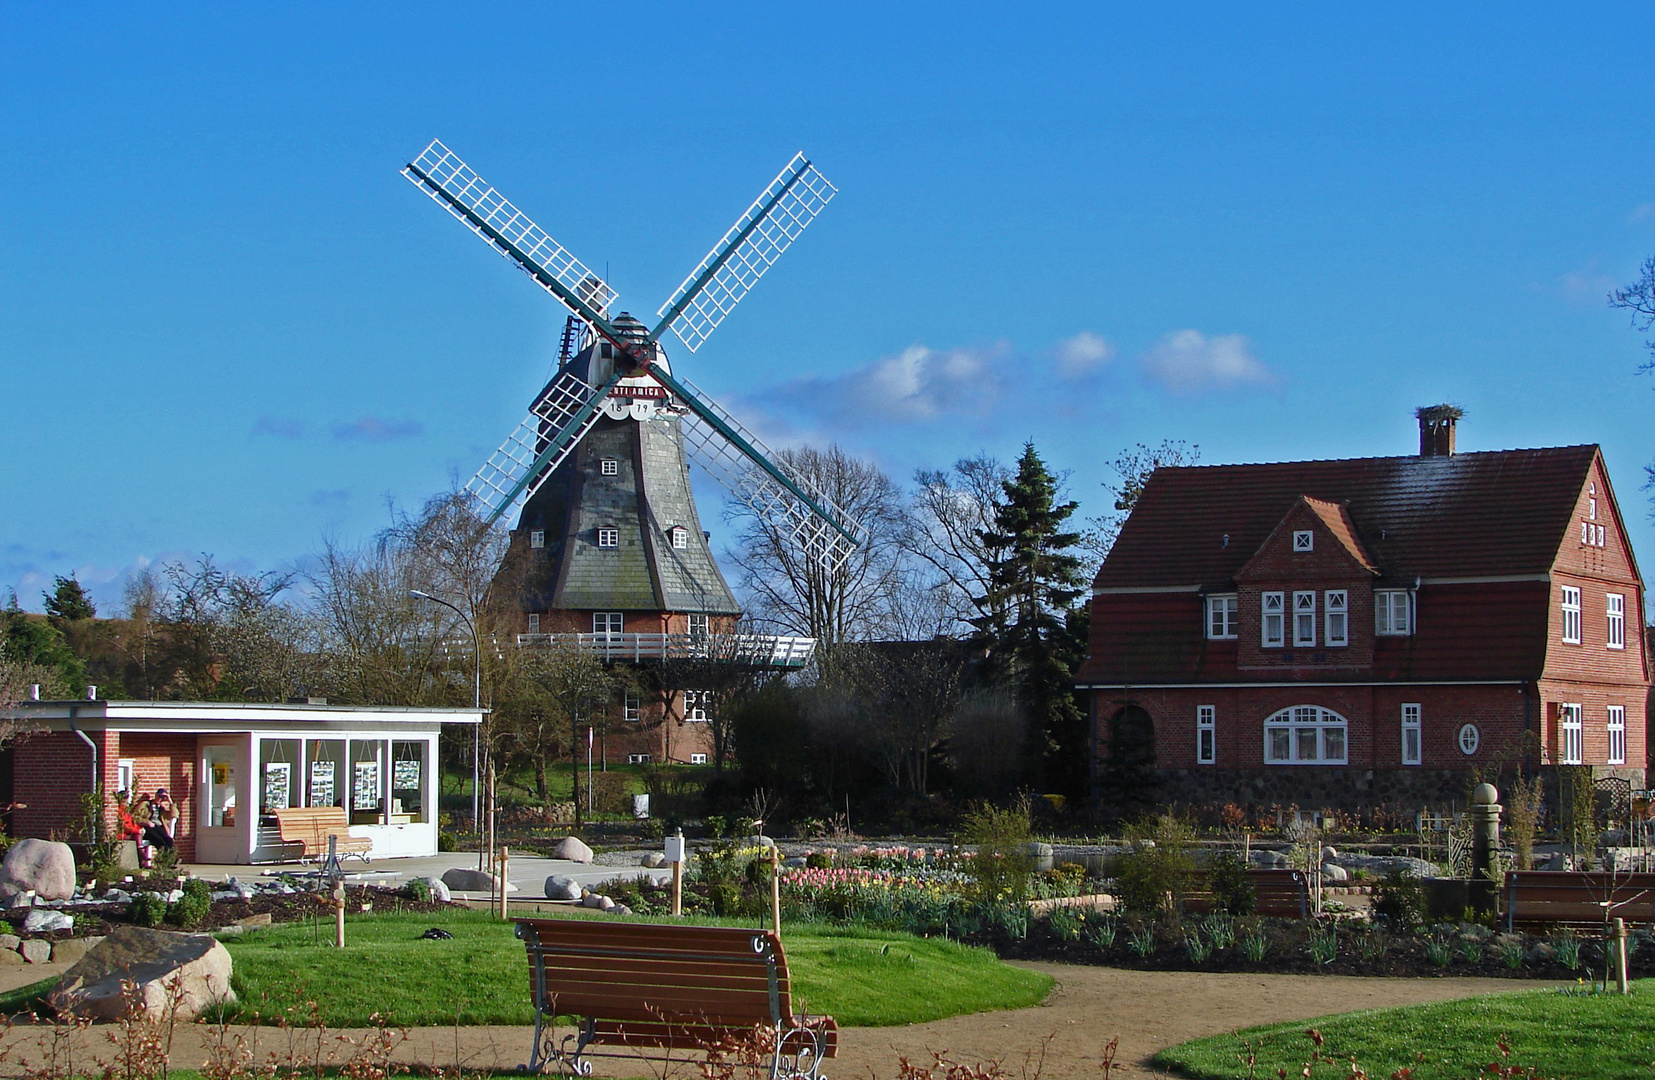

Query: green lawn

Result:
[1157,981,1655,1080]
[221,909,1051,1028]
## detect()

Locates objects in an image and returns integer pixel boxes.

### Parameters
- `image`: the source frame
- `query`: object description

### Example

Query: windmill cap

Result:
[611,312,649,342]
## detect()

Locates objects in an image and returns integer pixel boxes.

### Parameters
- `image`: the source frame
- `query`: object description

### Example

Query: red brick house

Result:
[1076,410,1649,811]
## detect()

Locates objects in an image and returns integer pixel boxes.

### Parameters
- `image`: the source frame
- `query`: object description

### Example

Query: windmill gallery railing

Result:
[514,632,816,669]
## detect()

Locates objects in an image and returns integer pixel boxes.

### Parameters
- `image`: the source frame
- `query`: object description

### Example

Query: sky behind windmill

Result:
[3,4,1654,613]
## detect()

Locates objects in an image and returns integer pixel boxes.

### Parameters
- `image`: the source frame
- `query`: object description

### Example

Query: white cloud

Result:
[1053,331,1114,379]
[1139,330,1273,394]
[1557,259,1617,307]
[1631,204,1654,224]
[771,343,1009,428]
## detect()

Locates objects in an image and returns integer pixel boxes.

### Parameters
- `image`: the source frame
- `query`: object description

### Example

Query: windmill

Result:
[402,141,857,756]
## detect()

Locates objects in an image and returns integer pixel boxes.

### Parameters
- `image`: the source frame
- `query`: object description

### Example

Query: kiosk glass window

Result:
[306,740,345,809]
[349,740,387,825]
[391,741,427,823]
[258,738,301,815]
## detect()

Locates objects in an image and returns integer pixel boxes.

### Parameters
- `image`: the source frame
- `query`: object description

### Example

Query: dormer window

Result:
[597,528,618,548]
[1292,530,1314,552]
[1293,591,1317,647]
[1261,592,1285,647]
[670,526,688,550]
[1324,590,1348,646]
[600,458,619,476]
[530,529,545,549]
[1375,590,1411,636]
[1205,594,1238,639]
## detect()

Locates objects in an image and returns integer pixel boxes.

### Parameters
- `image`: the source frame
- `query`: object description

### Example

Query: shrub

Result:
[437,832,457,852]
[401,877,433,903]
[166,878,212,928]
[1113,814,1196,916]
[1207,851,1255,915]
[128,892,166,927]
[959,800,1034,902]
[805,852,834,869]
[1370,869,1426,931]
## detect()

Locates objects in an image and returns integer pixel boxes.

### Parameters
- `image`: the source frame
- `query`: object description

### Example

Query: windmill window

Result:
[624,692,640,722]
[1196,705,1216,765]
[1263,705,1348,765]
[601,458,619,476]
[530,530,545,549]
[527,613,540,634]
[1324,590,1348,647]
[1560,586,1581,644]
[1609,706,1627,765]
[1375,590,1411,636]
[601,343,615,359]
[670,526,688,550]
[1293,591,1317,647]
[593,612,623,636]
[1607,593,1625,649]
[687,613,709,638]
[1205,594,1237,639]
[1559,703,1583,764]
[597,528,619,548]
[1261,592,1285,647]
[1401,704,1422,766]
[1292,530,1314,551]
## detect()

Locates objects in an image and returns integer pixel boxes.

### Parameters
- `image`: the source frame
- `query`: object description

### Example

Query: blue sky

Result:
[3,4,1653,614]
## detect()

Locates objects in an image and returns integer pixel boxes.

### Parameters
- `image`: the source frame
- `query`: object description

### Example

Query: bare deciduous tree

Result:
[1081,439,1199,571]
[904,454,1010,635]
[494,638,613,807]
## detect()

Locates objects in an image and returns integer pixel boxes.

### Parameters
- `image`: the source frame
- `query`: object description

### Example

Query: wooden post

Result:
[332,880,345,948]
[500,846,510,920]
[669,829,684,917]
[1616,918,1629,994]
[770,846,781,940]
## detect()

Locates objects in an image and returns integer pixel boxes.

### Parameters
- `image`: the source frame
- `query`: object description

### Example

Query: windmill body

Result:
[404,142,854,763]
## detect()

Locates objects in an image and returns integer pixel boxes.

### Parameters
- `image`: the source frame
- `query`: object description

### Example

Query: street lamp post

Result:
[410,590,483,868]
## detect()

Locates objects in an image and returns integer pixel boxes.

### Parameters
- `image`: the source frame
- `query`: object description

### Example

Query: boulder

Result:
[544,875,583,901]
[49,925,236,1021]
[612,904,633,916]
[0,933,20,953]
[23,909,73,933]
[410,876,451,902]
[582,893,615,910]
[51,937,102,966]
[20,940,51,964]
[640,852,667,869]
[440,868,516,893]
[1321,846,1339,862]
[551,837,595,863]
[0,839,76,901]
[783,856,807,868]
[1320,863,1349,883]
[103,889,133,904]
[0,949,22,966]
[742,836,776,851]
[5,893,33,909]
[1250,849,1288,867]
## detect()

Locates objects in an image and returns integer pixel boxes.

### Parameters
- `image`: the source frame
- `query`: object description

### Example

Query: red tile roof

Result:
[1094,446,1598,590]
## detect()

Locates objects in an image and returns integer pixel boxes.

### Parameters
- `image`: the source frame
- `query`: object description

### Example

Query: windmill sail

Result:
[652,153,837,353]
[465,369,622,523]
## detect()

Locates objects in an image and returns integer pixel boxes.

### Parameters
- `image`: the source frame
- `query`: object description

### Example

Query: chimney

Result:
[28,684,39,701]
[86,685,98,701]
[1416,404,1464,458]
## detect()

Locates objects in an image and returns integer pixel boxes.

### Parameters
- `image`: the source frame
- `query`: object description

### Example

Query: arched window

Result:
[1263,705,1348,765]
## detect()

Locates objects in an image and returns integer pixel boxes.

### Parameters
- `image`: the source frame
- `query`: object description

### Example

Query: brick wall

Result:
[11,731,95,841]
[113,733,198,862]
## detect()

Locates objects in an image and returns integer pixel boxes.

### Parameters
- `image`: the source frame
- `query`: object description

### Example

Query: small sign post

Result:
[666,830,685,917]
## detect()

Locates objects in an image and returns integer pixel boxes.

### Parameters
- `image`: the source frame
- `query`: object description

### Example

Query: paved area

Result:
[181,850,671,901]
[0,959,1542,1078]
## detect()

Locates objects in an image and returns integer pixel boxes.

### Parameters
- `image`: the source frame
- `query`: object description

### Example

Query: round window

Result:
[1457,723,1480,756]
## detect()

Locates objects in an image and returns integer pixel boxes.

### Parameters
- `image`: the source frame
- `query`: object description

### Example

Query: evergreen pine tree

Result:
[43,575,96,622]
[971,443,1089,797]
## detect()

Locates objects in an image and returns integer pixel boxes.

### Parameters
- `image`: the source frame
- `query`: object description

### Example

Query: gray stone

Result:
[544,875,583,901]
[1321,846,1339,862]
[213,926,244,938]
[0,839,76,901]
[1527,942,1557,963]
[1320,863,1349,883]
[0,933,19,952]
[0,949,22,966]
[552,837,595,863]
[20,939,51,964]
[51,937,102,966]
[409,876,450,902]
[440,868,516,893]
[23,909,73,933]
[783,856,807,868]
[640,852,667,869]
[49,925,236,1021]
[1459,922,1493,942]
[582,893,615,910]
[103,888,132,903]
[612,904,632,916]
[1250,849,1288,867]
[5,892,34,909]
[743,836,777,851]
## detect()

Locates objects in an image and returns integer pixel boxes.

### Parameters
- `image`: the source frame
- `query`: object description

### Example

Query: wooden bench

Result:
[1182,868,1310,919]
[272,807,373,864]
[515,917,837,1078]
[1504,870,1655,933]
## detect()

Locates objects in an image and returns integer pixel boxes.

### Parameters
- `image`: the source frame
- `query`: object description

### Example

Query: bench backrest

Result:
[516,918,790,1028]
[1505,870,1655,929]
[274,807,349,844]
[1183,868,1309,919]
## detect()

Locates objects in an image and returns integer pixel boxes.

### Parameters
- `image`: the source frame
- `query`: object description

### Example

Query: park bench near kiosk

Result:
[1182,868,1311,919]
[515,917,838,1078]
[1503,870,1655,933]
[272,807,373,864]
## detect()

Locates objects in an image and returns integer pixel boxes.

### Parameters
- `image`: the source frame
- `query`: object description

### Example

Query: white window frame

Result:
[689,753,708,765]
[117,758,136,796]
[1375,590,1411,636]
[1292,529,1314,552]
[1263,705,1349,765]
[1196,705,1216,765]
[530,529,545,549]
[600,458,619,476]
[1206,594,1238,640]
[671,526,688,550]
[1324,590,1348,647]
[1293,591,1317,647]
[593,612,623,636]
[684,690,709,723]
[627,753,651,764]
[597,528,619,548]
[624,692,640,723]
[1401,703,1422,766]
[1607,593,1625,650]
[1561,586,1582,644]
[526,613,540,634]
[1608,705,1627,766]
[1559,703,1583,765]
[1261,591,1284,648]
[687,613,709,638]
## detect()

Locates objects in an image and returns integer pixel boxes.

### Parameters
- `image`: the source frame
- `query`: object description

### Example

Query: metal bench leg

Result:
[773,1023,826,1080]
[535,1016,595,1077]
